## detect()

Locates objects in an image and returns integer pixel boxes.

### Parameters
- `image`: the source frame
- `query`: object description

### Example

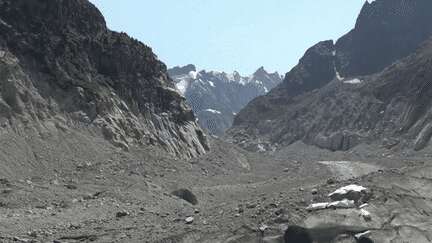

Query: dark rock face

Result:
[0,0,208,157]
[232,41,336,130]
[284,225,313,243]
[169,66,282,135]
[232,39,432,152]
[229,0,432,152]
[279,40,336,97]
[358,237,374,243]
[336,0,432,77]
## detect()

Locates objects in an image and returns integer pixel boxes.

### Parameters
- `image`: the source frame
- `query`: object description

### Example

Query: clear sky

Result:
[89,0,366,75]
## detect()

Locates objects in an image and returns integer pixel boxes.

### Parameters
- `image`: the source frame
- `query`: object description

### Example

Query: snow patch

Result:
[188,71,198,79]
[335,70,344,81]
[175,79,188,95]
[205,109,221,114]
[307,199,356,211]
[355,231,371,239]
[344,78,362,84]
[208,81,215,87]
[257,144,266,152]
[329,185,367,198]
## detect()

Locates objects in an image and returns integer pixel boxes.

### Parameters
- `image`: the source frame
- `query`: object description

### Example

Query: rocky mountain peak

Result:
[253,66,267,75]
[231,71,242,82]
[0,0,209,158]
[169,65,282,135]
[0,0,107,36]
[252,66,280,79]
[273,40,336,98]
[229,0,432,153]
[167,64,196,77]
[336,0,432,77]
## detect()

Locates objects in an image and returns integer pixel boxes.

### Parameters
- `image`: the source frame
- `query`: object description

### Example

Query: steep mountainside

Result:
[229,0,432,152]
[0,0,208,159]
[168,65,281,135]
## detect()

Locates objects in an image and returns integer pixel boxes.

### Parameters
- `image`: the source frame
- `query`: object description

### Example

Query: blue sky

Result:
[90,0,366,75]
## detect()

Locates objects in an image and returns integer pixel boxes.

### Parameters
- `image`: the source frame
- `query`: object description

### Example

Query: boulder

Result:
[171,189,198,205]
[185,217,194,224]
[329,185,371,203]
[284,225,313,243]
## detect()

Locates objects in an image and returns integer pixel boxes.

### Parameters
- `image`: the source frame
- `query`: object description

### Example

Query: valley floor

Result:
[0,138,431,242]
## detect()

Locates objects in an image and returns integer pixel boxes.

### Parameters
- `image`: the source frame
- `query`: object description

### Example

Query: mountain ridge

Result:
[0,0,209,159]
[229,0,432,152]
[169,65,282,135]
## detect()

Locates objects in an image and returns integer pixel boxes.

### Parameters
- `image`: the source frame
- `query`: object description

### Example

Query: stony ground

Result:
[0,136,431,242]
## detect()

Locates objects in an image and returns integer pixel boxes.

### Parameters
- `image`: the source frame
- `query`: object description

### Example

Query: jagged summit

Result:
[168,65,282,135]
[167,64,197,77]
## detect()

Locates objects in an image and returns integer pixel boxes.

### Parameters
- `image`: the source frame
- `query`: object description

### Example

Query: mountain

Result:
[0,0,208,159]
[228,0,432,152]
[168,65,282,135]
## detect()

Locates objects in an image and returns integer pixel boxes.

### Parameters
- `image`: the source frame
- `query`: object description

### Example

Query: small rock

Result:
[83,193,96,200]
[246,203,257,209]
[236,207,244,213]
[28,230,38,238]
[268,203,278,208]
[273,214,290,223]
[12,237,32,243]
[311,189,318,195]
[0,178,11,186]
[2,188,13,194]
[283,168,289,172]
[274,208,285,216]
[185,216,194,224]
[259,224,269,232]
[326,178,336,185]
[360,209,372,221]
[116,211,129,218]
[64,184,77,190]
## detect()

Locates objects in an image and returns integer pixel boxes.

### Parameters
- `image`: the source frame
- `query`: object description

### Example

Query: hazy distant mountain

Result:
[228,0,432,152]
[168,65,282,135]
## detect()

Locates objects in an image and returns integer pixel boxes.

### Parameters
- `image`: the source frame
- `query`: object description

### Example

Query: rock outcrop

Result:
[169,65,282,135]
[228,0,432,152]
[0,0,208,158]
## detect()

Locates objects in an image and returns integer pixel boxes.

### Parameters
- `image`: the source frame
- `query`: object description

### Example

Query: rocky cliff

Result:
[0,0,208,158]
[168,65,282,135]
[229,0,432,152]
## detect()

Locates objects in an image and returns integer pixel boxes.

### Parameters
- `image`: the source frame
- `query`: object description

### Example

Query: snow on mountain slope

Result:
[168,65,282,135]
